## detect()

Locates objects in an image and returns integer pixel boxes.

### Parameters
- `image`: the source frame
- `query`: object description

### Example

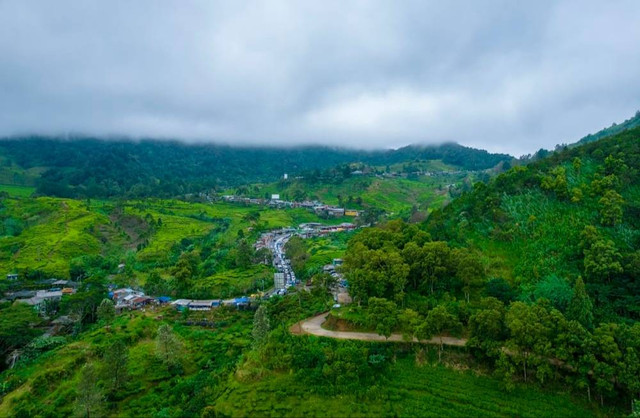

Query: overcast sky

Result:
[1,1,639,156]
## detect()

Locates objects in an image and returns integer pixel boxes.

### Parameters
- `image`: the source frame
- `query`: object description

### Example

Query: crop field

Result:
[0,184,35,197]
[215,356,605,417]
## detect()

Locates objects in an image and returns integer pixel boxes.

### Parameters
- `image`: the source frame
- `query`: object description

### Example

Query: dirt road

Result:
[291,312,468,346]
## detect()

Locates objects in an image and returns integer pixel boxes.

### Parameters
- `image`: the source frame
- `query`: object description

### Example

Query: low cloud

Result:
[0,1,639,156]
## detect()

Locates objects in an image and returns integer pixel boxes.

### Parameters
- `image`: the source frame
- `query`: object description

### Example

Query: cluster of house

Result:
[2,275,79,312]
[298,222,357,237]
[221,194,362,218]
[378,170,465,179]
[110,288,171,311]
[171,296,250,311]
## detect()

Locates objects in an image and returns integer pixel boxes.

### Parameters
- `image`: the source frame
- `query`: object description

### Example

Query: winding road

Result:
[291,312,468,346]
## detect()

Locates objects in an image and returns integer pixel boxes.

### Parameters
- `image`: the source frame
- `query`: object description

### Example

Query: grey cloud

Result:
[0,0,639,156]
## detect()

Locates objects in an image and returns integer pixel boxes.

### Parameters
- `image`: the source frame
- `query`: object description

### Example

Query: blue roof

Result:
[157,296,172,303]
[235,296,250,303]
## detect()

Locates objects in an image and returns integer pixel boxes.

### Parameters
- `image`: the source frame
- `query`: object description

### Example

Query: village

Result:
[221,193,363,218]
[2,220,355,319]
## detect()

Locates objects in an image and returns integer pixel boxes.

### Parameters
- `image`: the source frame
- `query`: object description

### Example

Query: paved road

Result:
[291,312,468,346]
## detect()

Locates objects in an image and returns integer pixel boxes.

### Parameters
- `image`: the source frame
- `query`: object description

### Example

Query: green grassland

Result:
[241,173,469,215]
[0,197,336,280]
[0,184,35,197]
[0,307,253,417]
[215,348,604,418]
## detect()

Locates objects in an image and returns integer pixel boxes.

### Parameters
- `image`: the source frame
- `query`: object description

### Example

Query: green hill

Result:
[0,138,510,199]
[427,126,640,321]
[575,111,640,146]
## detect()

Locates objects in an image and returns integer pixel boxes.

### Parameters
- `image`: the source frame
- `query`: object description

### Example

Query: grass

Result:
[0,197,333,278]
[214,355,607,417]
[246,174,470,215]
[0,308,253,417]
[0,184,35,197]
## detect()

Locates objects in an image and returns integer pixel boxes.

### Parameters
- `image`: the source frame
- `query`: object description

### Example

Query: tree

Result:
[572,157,582,175]
[172,251,200,296]
[485,277,517,303]
[367,297,397,339]
[252,304,270,346]
[96,299,115,323]
[144,271,171,296]
[468,297,506,360]
[235,239,254,269]
[584,239,623,282]
[155,324,182,367]
[102,339,128,394]
[418,305,461,362]
[75,363,104,417]
[598,189,624,226]
[567,277,594,329]
[504,302,551,382]
[454,249,484,303]
[397,308,421,342]
[420,242,452,294]
[343,243,408,304]
[541,166,569,198]
[0,303,43,366]
[532,275,573,312]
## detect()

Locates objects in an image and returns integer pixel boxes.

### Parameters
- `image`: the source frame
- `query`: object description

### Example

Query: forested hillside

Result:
[575,111,640,146]
[427,126,640,322]
[0,137,510,199]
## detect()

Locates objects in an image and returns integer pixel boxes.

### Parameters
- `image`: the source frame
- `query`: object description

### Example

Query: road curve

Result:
[291,312,467,347]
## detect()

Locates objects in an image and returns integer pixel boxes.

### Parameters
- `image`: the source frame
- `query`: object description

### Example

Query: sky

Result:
[0,1,639,156]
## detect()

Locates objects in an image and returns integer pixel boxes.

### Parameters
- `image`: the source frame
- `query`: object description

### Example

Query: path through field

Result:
[291,312,468,346]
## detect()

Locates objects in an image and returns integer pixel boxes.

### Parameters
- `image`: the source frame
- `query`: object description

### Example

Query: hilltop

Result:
[0,137,510,199]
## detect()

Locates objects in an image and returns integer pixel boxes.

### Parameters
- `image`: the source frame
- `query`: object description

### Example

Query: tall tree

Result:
[97,299,115,323]
[155,324,182,367]
[102,339,128,394]
[567,277,594,329]
[367,297,398,339]
[418,305,461,362]
[584,239,623,282]
[252,304,270,346]
[598,189,624,226]
[75,363,104,418]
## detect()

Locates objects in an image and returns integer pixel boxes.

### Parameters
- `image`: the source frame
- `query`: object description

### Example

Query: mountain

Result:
[427,126,640,321]
[0,137,511,199]
[574,110,640,146]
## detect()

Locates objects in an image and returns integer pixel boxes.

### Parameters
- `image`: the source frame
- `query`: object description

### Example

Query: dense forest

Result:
[0,137,511,199]
[333,127,640,408]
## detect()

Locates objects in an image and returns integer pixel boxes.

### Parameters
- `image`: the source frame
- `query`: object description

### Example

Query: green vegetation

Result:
[2,123,640,416]
[0,184,34,197]
[217,355,602,417]
[0,138,509,199]
[0,307,253,417]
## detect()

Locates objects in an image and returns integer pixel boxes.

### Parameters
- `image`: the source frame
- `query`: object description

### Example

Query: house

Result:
[21,290,63,308]
[326,208,345,217]
[271,194,280,200]
[171,299,192,310]
[170,299,221,311]
[61,288,76,295]
[6,273,18,281]
[7,290,36,301]
[188,300,218,311]
[131,296,154,309]
[345,209,360,217]
[333,258,343,266]
[157,296,172,304]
